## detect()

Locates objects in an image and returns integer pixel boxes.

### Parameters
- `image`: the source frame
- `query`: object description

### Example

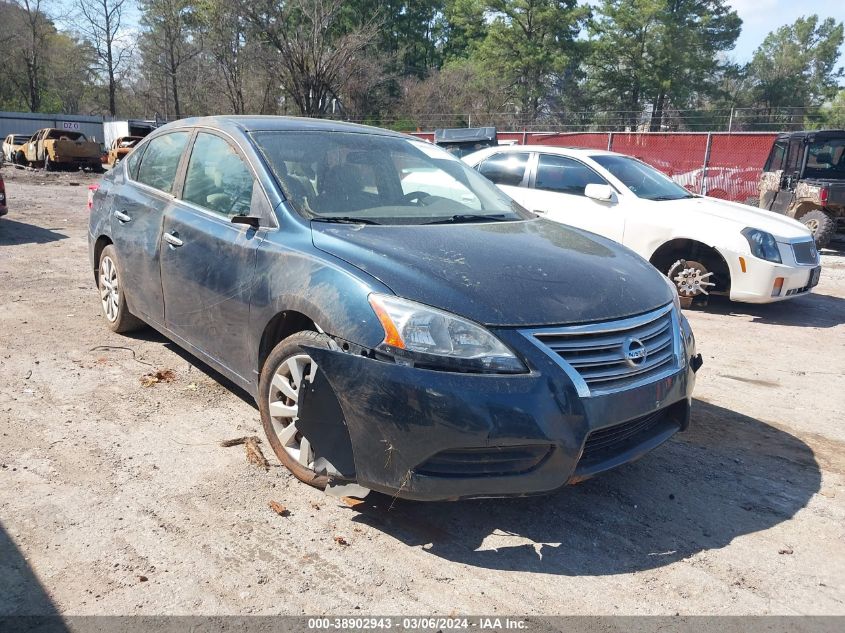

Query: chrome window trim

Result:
[520,303,682,398]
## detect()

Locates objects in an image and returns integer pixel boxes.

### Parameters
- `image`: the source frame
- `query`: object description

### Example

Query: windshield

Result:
[805,137,845,179]
[250,131,529,225]
[591,155,695,201]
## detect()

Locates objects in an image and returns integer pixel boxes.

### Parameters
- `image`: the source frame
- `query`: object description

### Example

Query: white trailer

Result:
[103,120,157,150]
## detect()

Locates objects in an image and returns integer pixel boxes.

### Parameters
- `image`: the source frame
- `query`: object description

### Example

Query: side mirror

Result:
[231,215,261,229]
[584,183,615,203]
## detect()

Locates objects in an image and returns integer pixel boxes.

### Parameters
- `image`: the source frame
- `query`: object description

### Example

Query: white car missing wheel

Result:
[463,146,821,303]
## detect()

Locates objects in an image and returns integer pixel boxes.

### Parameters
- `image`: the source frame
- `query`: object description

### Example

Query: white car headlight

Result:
[368,293,526,373]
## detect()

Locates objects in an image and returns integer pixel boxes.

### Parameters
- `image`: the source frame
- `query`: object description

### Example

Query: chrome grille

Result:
[792,241,819,265]
[524,305,680,397]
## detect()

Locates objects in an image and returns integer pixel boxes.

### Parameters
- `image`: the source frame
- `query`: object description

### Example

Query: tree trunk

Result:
[650,92,666,131]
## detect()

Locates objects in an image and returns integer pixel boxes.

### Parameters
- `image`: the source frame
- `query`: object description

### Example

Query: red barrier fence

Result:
[414,130,779,204]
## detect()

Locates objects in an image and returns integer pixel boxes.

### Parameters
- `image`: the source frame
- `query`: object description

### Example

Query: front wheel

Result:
[668,259,715,299]
[98,245,144,333]
[258,331,338,488]
[800,209,835,250]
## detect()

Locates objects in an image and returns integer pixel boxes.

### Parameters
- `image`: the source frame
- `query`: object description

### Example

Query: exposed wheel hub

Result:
[669,260,715,297]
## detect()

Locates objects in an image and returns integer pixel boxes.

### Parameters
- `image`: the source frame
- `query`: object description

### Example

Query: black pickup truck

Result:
[757,129,845,249]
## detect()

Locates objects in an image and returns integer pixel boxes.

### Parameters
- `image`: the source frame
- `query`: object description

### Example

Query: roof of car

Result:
[467,144,620,160]
[156,115,409,139]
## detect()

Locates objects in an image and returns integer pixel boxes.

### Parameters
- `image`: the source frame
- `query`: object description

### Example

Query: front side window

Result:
[251,132,527,225]
[535,154,608,195]
[591,155,695,201]
[135,132,190,194]
[182,132,255,217]
[125,141,146,180]
[476,152,529,186]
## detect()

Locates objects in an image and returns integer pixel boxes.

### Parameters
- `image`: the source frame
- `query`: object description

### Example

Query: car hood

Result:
[667,197,813,240]
[311,219,673,327]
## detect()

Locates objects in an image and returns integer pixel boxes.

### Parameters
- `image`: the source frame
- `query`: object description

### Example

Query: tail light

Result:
[87,184,99,211]
[819,187,829,206]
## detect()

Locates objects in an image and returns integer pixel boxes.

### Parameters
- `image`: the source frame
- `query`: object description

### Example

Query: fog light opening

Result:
[772,277,784,297]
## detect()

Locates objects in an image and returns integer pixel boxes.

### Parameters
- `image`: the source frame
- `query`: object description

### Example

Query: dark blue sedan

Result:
[88,116,701,501]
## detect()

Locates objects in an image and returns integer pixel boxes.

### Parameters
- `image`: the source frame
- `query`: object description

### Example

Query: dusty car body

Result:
[2,134,30,164]
[758,130,845,248]
[88,116,701,501]
[107,136,142,167]
[22,128,103,171]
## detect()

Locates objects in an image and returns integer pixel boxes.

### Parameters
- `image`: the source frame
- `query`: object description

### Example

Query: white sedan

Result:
[463,146,821,303]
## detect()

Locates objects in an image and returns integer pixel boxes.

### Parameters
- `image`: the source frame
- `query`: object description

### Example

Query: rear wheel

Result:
[800,209,835,250]
[98,245,144,333]
[258,331,338,488]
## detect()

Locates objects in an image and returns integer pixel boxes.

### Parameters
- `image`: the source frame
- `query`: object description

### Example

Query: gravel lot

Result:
[1,166,843,616]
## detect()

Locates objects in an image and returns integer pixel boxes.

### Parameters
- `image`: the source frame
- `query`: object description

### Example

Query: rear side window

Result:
[182,132,256,217]
[477,152,528,186]
[136,132,190,194]
[535,154,607,195]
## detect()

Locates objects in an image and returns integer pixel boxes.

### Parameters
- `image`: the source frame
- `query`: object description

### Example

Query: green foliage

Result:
[747,15,844,110]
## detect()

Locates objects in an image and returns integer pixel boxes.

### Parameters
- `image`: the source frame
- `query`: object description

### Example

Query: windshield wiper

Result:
[311,216,382,225]
[650,194,696,201]
[424,214,512,225]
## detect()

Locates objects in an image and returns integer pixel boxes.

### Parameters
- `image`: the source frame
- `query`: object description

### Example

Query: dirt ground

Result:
[1,165,843,617]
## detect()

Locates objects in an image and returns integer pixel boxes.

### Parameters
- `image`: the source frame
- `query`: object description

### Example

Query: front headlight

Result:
[742,228,781,263]
[368,293,527,373]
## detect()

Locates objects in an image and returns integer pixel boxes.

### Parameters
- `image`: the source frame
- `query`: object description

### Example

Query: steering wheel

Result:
[402,191,433,205]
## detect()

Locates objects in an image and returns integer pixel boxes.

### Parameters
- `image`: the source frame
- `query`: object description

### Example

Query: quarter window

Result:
[182,132,256,217]
[135,132,190,194]
[477,152,529,186]
[535,154,608,195]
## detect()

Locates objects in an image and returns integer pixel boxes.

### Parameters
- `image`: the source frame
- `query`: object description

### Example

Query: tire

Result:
[15,151,25,166]
[97,245,144,333]
[799,209,835,250]
[258,331,338,488]
[667,259,716,299]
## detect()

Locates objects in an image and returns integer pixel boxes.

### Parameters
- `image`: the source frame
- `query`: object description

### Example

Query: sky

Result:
[726,0,845,62]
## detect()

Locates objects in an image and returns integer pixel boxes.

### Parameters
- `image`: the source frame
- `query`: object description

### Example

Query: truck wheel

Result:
[15,151,26,166]
[800,210,835,250]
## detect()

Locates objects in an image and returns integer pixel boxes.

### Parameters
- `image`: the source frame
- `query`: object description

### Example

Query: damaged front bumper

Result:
[303,320,701,501]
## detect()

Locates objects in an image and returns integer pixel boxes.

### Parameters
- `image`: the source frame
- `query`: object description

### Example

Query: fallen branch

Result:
[220,435,261,448]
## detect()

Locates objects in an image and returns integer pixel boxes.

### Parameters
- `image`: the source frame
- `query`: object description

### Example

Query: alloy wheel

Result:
[99,256,119,322]
[267,354,318,469]
[670,260,715,297]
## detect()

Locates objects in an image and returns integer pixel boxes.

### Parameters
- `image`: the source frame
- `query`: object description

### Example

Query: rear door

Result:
[159,130,271,380]
[475,151,531,200]
[109,130,191,326]
[770,137,804,214]
[518,153,624,241]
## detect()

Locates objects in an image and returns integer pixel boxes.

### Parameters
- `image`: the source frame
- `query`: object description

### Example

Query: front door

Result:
[518,153,625,242]
[159,131,269,381]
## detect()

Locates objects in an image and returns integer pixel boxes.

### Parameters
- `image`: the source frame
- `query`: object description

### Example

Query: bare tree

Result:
[246,0,382,117]
[7,0,56,111]
[74,0,132,116]
[198,0,248,114]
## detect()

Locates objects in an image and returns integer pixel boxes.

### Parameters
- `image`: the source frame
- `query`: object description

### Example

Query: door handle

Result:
[114,210,131,223]
[533,209,548,215]
[163,232,183,247]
